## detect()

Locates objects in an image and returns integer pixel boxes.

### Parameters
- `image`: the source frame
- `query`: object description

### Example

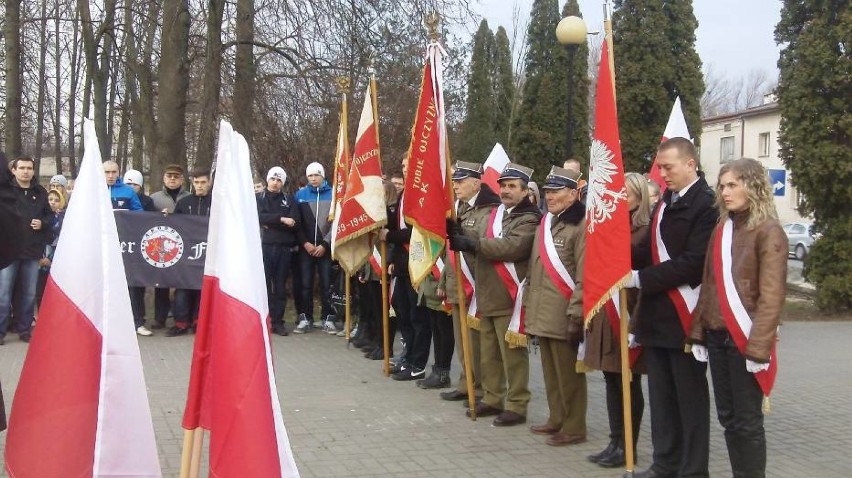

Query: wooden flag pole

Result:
[452,248,477,421]
[345,273,352,344]
[179,428,196,478]
[618,288,635,475]
[603,0,616,100]
[189,428,205,478]
[380,241,391,376]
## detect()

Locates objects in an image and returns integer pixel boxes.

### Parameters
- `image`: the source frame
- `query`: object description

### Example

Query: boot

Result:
[416,367,451,389]
[587,441,617,463]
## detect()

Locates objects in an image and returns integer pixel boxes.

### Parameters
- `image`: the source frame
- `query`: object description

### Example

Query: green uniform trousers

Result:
[480,314,530,415]
[451,305,482,395]
[540,336,587,435]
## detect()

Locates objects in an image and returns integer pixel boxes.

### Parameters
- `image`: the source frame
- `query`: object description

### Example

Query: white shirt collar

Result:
[675,176,700,198]
[467,192,479,208]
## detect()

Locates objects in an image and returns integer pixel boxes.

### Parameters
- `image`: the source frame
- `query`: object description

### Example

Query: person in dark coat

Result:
[123,169,158,336]
[624,138,718,478]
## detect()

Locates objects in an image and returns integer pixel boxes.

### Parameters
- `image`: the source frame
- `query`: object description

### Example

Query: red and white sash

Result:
[713,218,777,397]
[488,205,526,347]
[539,213,576,300]
[603,293,642,368]
[651,200,701,334]
[369,245,382,276]
[447,245,480,328]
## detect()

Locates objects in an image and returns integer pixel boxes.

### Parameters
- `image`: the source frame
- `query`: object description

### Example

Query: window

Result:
[720,136,735,163]
[758,132,770,157]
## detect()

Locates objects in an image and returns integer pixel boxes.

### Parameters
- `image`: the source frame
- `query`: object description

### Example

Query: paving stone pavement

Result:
[1,321,850,477]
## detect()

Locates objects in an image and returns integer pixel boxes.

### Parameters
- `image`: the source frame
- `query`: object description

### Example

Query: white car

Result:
[782,222,815,261]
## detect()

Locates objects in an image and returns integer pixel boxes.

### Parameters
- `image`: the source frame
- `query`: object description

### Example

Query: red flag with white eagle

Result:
[5,119,161,477]
[182,120,299,477]
[333,80,387,275]
[583,40,632,325]
[481,143,510,192]
[329,92,350,223]
[404,42,453,288]
[649,96,692,190]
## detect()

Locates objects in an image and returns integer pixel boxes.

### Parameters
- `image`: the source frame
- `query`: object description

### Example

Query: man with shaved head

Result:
[103,160,142,211]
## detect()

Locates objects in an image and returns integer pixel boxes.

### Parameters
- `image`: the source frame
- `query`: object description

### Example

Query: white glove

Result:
[691,344,709,362]
[623,270,641,289]
[746,359,770,373]
[628,333,640,349]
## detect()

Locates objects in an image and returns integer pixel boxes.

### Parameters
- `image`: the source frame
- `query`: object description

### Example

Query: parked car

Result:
[783,222,815,260]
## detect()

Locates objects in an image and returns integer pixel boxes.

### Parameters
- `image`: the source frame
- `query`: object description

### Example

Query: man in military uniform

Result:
[449,163,540,426]
[525,167,588,446]
[438,161,500,401]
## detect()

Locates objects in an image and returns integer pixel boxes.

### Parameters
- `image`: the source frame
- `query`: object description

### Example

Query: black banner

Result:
[115,211,209,289]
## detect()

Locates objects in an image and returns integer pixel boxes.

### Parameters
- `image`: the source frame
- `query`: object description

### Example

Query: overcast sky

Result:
[470,0,783,81]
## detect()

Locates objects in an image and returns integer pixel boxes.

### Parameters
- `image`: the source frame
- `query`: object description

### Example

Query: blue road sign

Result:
[768,169,786,197]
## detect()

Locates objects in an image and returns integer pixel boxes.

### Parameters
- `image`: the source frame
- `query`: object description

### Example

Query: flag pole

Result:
[179,428,197,478]
[619,289,635,475]
[189,429,205,478]
[603,0,616,100]
[380,241,390,376]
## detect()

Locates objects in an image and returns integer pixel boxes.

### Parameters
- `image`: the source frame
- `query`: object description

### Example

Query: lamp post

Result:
[555,15,588,163]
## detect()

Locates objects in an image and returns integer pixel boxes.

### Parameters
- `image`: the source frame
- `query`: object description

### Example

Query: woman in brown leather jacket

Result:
[690,157,787,478]
[584,172,650,468]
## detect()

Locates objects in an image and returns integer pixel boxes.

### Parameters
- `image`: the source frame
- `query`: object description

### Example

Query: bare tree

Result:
[701,65,778,117]
[4,0,23,158]
[155,0,191,182]
[194,0,225,167]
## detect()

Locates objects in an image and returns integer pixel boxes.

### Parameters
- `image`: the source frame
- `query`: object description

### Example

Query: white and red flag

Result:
[333,80,387,275]
[328,91,351,224]
[5,119,161,477]
[481,143,510,192]
[648,96,691,190]
[404,42,453,288]
[583,40,632,325]
[182,120,299,477]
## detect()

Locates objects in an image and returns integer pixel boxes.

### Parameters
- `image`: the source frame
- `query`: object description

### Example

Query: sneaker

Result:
[392,365,426,381]
[166,326,189,337]
[294,318,311,334]
[417,369,451,389]
[336,329,347,337]
[136,326,153,336]
[323,320,339,335]
[390,360,407,374]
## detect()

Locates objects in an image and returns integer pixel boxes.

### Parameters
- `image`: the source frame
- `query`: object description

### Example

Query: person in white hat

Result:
[292,161,337,334]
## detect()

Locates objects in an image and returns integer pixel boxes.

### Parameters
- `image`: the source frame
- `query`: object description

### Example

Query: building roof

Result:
[703,101,780,126]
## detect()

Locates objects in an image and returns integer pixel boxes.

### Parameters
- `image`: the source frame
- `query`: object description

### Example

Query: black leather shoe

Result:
[440,389,466,401]
[272,324,288,336]
[466,402,501,418]
[166,326,189,337]
[587,442,616,463]
[597,446,626,468]
[629,468,671,478]
[493,410,526,427]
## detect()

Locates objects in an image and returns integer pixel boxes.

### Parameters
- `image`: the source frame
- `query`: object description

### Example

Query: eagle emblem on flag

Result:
[586,139,627,233]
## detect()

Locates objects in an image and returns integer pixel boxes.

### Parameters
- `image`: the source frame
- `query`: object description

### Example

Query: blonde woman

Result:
[584,172,650,467]
[689,158,786,478]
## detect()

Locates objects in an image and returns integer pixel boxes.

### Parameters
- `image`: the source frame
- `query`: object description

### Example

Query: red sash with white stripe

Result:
[488,205,526,347]
[651,200,701,334]
[713,218,777,396]
[447,247,480,328]
[539,213,576,301]
[604,294,642,368]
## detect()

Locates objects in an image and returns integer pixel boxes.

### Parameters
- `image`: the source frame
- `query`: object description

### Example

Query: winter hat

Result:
[124,169,144,187]
[305,162,325,178]
[49,174,68,187]
[267,166,287,184]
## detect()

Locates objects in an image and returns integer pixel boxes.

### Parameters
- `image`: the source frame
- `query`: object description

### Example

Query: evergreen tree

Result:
[612,0,704,173]
[458,20,497,164]
[493,26,515,147]
[562,0,591,171]
[776,0,851,310]
[512,0,570,179]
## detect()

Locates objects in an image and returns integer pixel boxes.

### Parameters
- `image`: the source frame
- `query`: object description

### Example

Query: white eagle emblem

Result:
[586,139,626,233]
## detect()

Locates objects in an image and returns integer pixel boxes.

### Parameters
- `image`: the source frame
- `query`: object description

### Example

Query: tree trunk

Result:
[4,0,23,158]
[34,0,50,176]
[155,0,190,184]
[194,0,226,169]
[68,6,81,177]
[54,0,63,175]
[233,0,256,148]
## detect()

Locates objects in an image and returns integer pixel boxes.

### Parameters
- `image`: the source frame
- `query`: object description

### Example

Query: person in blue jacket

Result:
[103,160,142,211]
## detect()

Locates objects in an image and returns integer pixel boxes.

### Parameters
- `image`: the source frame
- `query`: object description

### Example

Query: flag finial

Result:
[425,11,441,40]
[336,76,350,95]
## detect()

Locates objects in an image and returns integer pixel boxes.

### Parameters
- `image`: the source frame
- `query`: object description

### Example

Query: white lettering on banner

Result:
[188,242,207,261]
[120,242,137,253]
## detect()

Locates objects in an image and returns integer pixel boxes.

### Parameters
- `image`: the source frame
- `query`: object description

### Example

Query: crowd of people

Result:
[0,138,786,477]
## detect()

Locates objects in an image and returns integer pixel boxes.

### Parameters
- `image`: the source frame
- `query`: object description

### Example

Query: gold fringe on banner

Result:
[504,330,528,349]
[465,315,481,330]
[763,396,771,414]
[576,359,591,374]
[584,272,632,330]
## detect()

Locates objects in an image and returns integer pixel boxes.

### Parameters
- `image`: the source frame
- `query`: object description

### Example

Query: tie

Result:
[458,202,470,216]
[671,192,680,204]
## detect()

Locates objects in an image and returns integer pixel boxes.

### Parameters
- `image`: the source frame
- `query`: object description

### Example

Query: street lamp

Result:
[555,15,588,163]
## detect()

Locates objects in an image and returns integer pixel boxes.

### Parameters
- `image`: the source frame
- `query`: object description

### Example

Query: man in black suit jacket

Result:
[625,138,718,478]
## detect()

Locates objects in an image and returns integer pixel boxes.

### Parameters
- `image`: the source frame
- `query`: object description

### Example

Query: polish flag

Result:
[649,97,692,189]
[5,119,161,477]
[182,121,299,477]
[481,143,511,192]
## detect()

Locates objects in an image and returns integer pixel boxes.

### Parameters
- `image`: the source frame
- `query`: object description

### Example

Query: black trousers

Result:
[603,371,644,449]
[154,288,171,325]
[645,346,710,478]
[129,286,147,328]
[707,329,766,478]
[391,276,431,369]
[358,280,384,345]
[391,276,415,361]
[261,243,292,325]
[429,308,454,370]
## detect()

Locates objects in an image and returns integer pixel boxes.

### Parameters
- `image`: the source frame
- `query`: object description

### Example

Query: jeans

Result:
[298,250,332,322]
[0,259,40,337]
[707,329,767,478]
[174,289,201,329]
[262,243,293,325]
